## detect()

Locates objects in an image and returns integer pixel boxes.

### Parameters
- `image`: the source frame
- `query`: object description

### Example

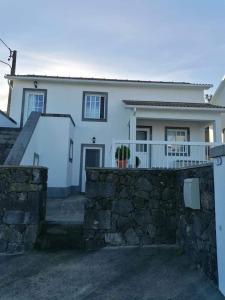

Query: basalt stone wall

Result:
[176,165,217,283]
[0,166,47,253]
[84,165,217,283]
[84,168,179,249]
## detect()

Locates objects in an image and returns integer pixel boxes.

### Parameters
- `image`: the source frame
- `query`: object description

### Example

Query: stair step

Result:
[36,221,84,251]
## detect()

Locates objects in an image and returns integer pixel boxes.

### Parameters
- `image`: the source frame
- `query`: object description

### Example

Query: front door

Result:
[81,146,103,192]
[136,128,151,168]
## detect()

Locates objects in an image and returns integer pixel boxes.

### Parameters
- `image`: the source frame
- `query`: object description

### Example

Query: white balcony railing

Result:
[112,140,218,169]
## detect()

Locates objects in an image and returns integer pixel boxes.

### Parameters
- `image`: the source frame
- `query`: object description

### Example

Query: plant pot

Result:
[116,160,128,168]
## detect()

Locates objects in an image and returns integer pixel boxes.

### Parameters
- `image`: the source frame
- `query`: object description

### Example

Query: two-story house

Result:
[1,74,225,197]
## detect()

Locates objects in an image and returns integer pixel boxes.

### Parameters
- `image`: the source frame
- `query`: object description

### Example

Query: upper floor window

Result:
[21,89,47,126]
[165,127,190,156]
[82,92,108,121]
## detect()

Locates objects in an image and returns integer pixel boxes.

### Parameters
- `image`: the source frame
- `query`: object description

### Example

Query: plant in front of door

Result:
[115,145,130,168]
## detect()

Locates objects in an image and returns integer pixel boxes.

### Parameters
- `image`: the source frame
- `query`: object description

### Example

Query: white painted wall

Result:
[212,156,225,296]
[212,79,225,133]
[9,79,221,189]
[0,112,17,128]
[21,116,75,188]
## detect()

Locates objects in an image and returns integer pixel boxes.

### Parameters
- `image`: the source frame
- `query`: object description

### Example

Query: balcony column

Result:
[213,118,222,143]
[129,108,136,167]
[129,108,136,140]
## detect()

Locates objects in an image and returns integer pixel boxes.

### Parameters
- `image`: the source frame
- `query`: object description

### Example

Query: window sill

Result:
[82,118,107,122]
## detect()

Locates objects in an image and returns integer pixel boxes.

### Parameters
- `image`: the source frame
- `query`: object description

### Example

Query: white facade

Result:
[5,75,225,194]
[212,76,225,138]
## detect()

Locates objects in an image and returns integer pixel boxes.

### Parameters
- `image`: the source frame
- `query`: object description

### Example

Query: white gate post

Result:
[210,145,225,296]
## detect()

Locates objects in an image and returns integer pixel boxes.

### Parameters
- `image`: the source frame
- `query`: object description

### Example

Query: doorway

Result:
[80,144,105,192]
[136,127,152,168]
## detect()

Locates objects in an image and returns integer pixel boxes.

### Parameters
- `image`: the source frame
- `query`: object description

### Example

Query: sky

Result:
[0,0,225,111]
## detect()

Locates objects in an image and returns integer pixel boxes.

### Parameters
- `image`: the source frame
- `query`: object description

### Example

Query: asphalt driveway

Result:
[0,246,223,300]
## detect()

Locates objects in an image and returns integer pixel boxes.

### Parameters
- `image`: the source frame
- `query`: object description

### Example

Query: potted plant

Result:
[135,156,141,168]
[115,145,130,168]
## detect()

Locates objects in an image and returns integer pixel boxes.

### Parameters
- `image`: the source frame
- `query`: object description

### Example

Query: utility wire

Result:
[0,59,11,69]
[0,38,12,53]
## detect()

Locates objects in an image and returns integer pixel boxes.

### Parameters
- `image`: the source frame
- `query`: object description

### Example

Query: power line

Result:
[0,38,12,53]
[0,59,11,69]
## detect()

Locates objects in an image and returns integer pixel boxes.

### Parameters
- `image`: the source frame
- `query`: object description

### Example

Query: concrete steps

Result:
[0,128,21,164]
[36,221,84,250]
[36,195,87,250]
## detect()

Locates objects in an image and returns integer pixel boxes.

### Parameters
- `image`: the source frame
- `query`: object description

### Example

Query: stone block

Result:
[124,228,139,245]
[7,242,25,254]
[3,210,25,225]
[98,210,111,230]
[112,199,133,216]
[24,225,38,246]
[32,169,41,184]
[135,177,153,192]
[0,225,23,243]
[105,233,123,245]
[0,239,7,252]
[147,224,156,239]
[100,182,116,198]
[9,183,42,192]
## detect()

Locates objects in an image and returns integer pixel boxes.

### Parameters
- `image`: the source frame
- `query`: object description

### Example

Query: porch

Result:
[112,139,217,169]
[112,101,224,168]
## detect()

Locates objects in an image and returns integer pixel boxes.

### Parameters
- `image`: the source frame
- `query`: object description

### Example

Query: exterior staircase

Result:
[36,195,86,250]
[0,128,21,164]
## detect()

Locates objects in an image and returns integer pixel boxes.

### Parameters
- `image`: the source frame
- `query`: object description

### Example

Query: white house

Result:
[211,76,225,141]
[2,74,225,197]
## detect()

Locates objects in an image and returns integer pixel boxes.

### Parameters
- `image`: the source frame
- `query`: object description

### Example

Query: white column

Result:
[212,150,225,296]
[213,118,222,143]
[129,108,136,167]
[129,108,136,140]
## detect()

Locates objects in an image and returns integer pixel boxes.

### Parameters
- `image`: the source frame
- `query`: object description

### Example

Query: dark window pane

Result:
[100,96,105,119]
[85,149,100,168]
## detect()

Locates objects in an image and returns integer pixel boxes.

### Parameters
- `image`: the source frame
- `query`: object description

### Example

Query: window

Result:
[69,139,73,162]
[22,89,47,126]
[223,128,225,143]
[165,127,190,156]
[82,92,107,121]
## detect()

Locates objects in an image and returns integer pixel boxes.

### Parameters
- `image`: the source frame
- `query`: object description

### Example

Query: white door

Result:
[81,147,103,192]
[136,128,151,168]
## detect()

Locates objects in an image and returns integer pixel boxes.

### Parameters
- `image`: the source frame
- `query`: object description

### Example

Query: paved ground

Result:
[0,246,224,300]
[46,195,86,223]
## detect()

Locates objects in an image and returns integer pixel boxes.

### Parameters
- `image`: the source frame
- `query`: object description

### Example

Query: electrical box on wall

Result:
[183,178,200,209]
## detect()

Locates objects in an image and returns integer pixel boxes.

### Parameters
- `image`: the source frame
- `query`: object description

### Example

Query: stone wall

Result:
[0,128,20,164]
[84,168,178,248]
[84,165,217,283]
[176,165,217,283]
[0,166,47,253]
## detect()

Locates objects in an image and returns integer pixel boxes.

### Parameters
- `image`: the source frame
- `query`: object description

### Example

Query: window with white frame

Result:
[23,89,46,125]
[83,92,107,121]
[165,127,190,156]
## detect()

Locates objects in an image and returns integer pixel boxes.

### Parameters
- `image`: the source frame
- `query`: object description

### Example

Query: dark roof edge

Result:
[123,100,225,110]
[4,74,213,89]
[0,110,17,125]
[41,113,75,127]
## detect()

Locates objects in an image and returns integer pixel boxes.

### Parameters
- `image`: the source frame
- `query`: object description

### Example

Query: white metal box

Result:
[183,178,200,209]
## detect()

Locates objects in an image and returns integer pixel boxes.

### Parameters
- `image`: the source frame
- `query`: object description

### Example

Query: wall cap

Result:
[210,145,225,158]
